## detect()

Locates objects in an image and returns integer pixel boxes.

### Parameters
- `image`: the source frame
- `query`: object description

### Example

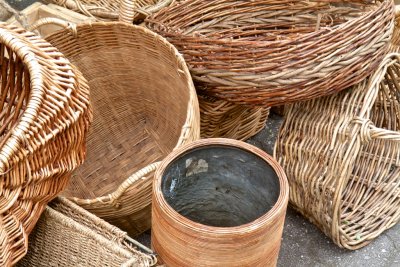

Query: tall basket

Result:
[29,19,200,237]
[0,23,91,266]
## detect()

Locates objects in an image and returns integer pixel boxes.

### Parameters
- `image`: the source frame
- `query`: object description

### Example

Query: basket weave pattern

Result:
[0,23,92,266]
[146,0,395,106]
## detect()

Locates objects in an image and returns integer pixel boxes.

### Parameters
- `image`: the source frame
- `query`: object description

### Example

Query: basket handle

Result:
[27,17,78,36]
[352,117,400,142]
[72,161,161,207]
[119,0,174,23]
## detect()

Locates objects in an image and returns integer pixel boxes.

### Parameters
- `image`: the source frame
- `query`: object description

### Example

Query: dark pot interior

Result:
[161,145,280,227]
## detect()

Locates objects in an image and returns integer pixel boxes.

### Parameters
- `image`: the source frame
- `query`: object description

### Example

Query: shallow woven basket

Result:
[18,197,157,267]
[48,0,174,23]
[274,53,400,249]
[146,0,395,107]
[29,19,200,237]
[199,94,269,140]
[0,23,91,266]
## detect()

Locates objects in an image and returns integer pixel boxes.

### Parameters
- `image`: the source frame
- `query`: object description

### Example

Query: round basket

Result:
[48,0,174,23]
[274,53,400,249]
[199,94,269,140]
[30,19,200,237]
[145,0,395,106]
[0,23,91,266]
[152,138,289,266]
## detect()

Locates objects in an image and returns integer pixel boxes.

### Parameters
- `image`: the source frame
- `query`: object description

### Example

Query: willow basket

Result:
[48,0,174,23]
[0,23,91,266]
[199,94,269,140]
[18,197,157,267]
[30,19,200,237]
[146,0,394,107]
[153,138,289,266]
[274,53,400,250]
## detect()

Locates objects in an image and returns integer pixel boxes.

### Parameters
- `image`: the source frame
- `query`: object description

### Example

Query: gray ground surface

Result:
[1,2,399,266]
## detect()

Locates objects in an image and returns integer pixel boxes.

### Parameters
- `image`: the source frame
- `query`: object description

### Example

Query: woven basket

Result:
[29,19,200,237]
[0,23,91,266]
[48,0,174,23]
[274,53,400,249]
[146,0,395,107]
[199,94,269,140]
[18,197,157,267]
[153,138,289,266]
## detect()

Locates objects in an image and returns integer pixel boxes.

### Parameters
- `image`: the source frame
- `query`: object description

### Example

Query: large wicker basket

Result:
[146,0,394,106]
[0,23,91,266]
[18,197,156,267]
[274,53,400,249]
[30,19,200,237]
[199,94,269,140]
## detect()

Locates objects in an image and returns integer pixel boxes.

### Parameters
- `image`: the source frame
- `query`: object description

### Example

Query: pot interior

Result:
[161,145,280,227]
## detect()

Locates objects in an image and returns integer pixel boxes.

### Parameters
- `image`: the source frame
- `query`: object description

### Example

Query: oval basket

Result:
[0,23,92,266]
[29,19,200,237]
[146,0,395,106]
[18,197,156,267]
[152,138,289,266]
[274,53,400,249]
[199,94,269,140]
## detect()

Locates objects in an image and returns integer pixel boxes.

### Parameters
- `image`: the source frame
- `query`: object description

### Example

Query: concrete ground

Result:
[1,2,399,266]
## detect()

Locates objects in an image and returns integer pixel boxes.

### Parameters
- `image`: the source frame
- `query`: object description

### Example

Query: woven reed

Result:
[47,0,173,23]
[199,94,269,140]
[18,197,156,267]
[0,23,91,266]
[146,0,395,107]
[152,138,289,266]
[274,52,400,249]
[30,19,200,237]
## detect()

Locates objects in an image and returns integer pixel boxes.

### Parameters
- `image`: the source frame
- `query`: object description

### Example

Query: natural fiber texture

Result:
[0,23,91,266]
[146,0,395,106]
[32,19,200,236]
[199,94,269,140]
[47,0,173,23]
[18,197,156,267]
[274,53,400,249]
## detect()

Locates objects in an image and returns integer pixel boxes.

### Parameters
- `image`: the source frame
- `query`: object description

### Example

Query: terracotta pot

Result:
[152,138,289,267]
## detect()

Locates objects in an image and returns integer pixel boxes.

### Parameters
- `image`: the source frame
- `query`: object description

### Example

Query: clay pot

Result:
[152,138,289,267]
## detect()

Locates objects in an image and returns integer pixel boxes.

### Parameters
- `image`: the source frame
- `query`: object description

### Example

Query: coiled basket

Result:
[0,23,92,266]
[30,19,200,237]
[275,53,400,249]
[146,0,395,106]
[152,138,289,266]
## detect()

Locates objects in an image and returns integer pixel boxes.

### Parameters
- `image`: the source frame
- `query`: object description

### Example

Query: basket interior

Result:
[45,23,191,199]
[161,145,280,227]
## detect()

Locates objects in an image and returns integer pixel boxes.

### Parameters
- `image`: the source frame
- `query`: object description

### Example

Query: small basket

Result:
[17,197,157,267]
[146,0,394,106]
[199,94,269,140]
[48,0,174,23]
[29,19,200,237]
[0,23,91,266]
[274,53,400,249]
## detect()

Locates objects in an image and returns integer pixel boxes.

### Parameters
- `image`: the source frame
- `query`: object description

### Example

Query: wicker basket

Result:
[153,139,289,266]
[48,0,174,23]
[0,23,91,266]
[199,94,269,140]
[146,0,395,107]
[29,19,200,237]
[18,197,157,267]
[274,53,400,249]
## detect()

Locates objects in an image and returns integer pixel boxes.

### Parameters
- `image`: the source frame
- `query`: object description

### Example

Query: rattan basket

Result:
[274,53,400,250]
[146,0,395,107]
[0,23,91,266]
[48,0,174,23]
[199,94,269,140]
[29,19,200,237]
[18,197,156,267]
